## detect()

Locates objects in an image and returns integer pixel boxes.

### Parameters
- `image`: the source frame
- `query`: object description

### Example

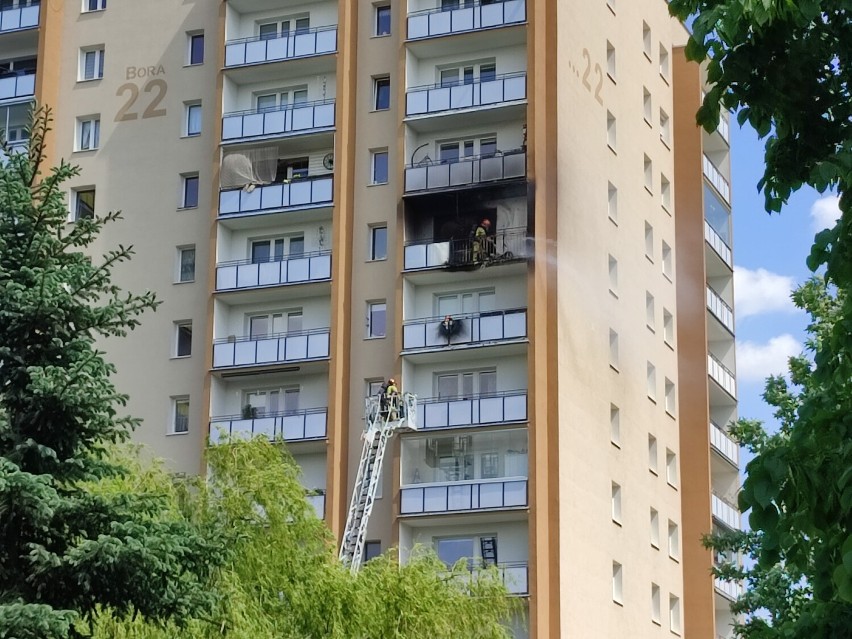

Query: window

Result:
[373,76,390,110]
[368,301,386,338]
[188,32,204,65]
[661,175,672,211]
[668,521,679,560]
[666,449,678,487]
[76,116,100,151]
[436,370,496,399]
[646,292,655,331]
[612,562,623,604]
[663,309,674,346]
[609,329,619,370]
[84,0,106,11]
[244,387,300,417]
[367,379,385,398]
[660,109,671,146]
[370,225,388,261]
[651,584,661,624]
[274,156,309,181]
[644,154,653,191]
[642,22,652,59]
[643,87,652,124]
[665,379,676,415]
[80,46,104,81]
[662,241,672,280]
[659,45,670,80]
[435,537,473,568]
[669,595,681,635]
[371,149,388,184]
[645,222,654,261]
[648,434,658,474]
[73,188,96,221]
[257,87,308,111]
[175,322,192,357]
[259,17,310,40]
[181,174,199,208]
[647,362,656,401]
[608,182,618,223]
[375,4,391,36]
[606,111,616,150]
[171,397,189,434]
[249,311,302,338]
[650,508,660,548]
[185,103,202,136]
[611,482,622,524]
[251,235,304,263]
[177,246,195,283]
[606,41,616,81]
[608,255,618,295]
[364,541,382,562]
[610,404,620,447]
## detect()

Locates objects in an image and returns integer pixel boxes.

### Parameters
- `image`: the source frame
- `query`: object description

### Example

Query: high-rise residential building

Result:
[2,1,740,637]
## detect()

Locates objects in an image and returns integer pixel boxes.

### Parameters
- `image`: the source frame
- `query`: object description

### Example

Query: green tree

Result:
[90,438,521,639]
[0,108,225,639]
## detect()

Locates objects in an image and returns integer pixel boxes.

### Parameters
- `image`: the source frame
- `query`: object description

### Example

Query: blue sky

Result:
[730,124,839,428]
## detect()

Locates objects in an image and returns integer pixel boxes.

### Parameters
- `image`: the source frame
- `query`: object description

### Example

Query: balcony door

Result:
[436,289,495,317]
[259,17,310,40]
[436,370,496,400]
[256,87,308,112]
[244,387,300,417]
[248,310,302,339]
[250,234,305,264]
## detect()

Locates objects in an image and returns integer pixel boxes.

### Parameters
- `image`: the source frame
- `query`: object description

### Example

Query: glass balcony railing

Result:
[449,561,529,596]
[224,25,337,67]
[407,0,525,40]
[307,491,326,519]
[710,421,739,466]
[417,390,528,431]
[219,174,333,217]
[0,139,26,165]
[708,353,737,399]
[209,407,328,445]
[704,220,732,268]
[400,477,528,515]
[711,493,740,530]
[0,3,38,33]
[404,227,530,270]
[404,149,526,193]
[402,307,527,351]
[406,72,526,117]
[0,73,35,102]
[212,327,330,369]
[703,154,731,203]
[706,286,734,333]
[215,250,331,292]
[222,99,335,142]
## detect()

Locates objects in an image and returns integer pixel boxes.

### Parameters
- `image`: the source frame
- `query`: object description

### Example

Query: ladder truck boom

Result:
[339,392,417,574]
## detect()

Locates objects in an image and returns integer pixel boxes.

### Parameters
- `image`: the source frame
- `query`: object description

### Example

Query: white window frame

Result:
[185,102,202,137]
[187,31,204,66]
[367,300,386,338]
[371,149,389,185]
[76,116,100,151]
[176,245,196,283]
[374,4,391,37]
[170,396,190,435]
[373,76,390,111]
[181,173,199,209]
[174,321,192,358]
[369,224,388,261]
[82,0,106,13]
[79,46,105,81]
[71,187,96,221]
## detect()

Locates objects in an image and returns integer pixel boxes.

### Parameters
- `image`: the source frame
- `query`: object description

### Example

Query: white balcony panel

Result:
[707,286,735,333]
[703,155,731,203]
[711,422,739,466]
[0,4,38,31]
[407,0,525,39]
[219,176,333,216]
[402,308,527,351]
[0,74,35,101]
[224,26,337,67]
[212,329,330,368]
[209,408,327,445]
[708,354,737,399]
[406,73,526,116]
[306,493,325,519]
[222,100,335,142]
[715,577,742,601]
[400,478,528,515]
[417,391,528,431]
[704,220,733,267]
[711,493,740,529]
[405,151,526,193]
[216,252,331,291]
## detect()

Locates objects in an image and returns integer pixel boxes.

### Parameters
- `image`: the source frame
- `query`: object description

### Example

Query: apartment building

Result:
[2,1,740,637]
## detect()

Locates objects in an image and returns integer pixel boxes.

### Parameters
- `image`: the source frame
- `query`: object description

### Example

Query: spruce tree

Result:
[0,108,224,639]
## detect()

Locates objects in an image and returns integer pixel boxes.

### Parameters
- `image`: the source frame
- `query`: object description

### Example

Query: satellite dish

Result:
[323,153,334,170]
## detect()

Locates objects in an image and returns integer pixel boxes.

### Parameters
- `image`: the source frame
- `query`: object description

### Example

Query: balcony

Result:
[216,251,331,292]
[715,577,742,601]
[307,491,325,519]
[0,3,38,33]
[222,99,335,144]
[716,115,730,145]
[219,174,333,218]
[406,72,526,118]
[704,220,732,268]
[212,327,330,369]
[402,307,527,352]
[707,286,734,333]
[404,227,529,271]
[401,477,527,515]
[450,561,529,596]
[408,0,525,40]
[703,155,731,204]
[708,353,736,399]
[0,139,26,165]
[224,25,337,68]
[405,150,526,194]
[0,72,34,103]
[711,493,740,530]
[710,421,739,467]
[209,407,327,445]
[417,390,527,431]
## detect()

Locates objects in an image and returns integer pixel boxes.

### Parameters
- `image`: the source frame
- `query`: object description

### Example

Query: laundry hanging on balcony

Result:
[220,146,278,191]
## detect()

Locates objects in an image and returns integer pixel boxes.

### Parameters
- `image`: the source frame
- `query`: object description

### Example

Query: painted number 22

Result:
[582,48,604,105]
[115,79,168,122]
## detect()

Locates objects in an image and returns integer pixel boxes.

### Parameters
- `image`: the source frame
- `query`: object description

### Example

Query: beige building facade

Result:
[3,1,740,636]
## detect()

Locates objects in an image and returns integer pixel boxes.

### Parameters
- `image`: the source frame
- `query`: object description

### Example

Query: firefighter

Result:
[472,218,494,264]
[383,378,400,421]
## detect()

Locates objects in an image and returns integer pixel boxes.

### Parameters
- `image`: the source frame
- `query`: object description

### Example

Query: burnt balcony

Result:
[402,307,527,352]
[209,407,327,445]
[224,25,337,68]
[221,99,335,144]
[404,227,529,271]
[404,149,526,194]
[218,174,333,218]
[407,0,526,40]
[405,72,526,118]
[212,327,330,369]
[417,390,528,431]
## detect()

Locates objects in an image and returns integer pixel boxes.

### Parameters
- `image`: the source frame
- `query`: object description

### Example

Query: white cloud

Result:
[734,266,797,318]
[810,195,841,232]
[736,334,802,382]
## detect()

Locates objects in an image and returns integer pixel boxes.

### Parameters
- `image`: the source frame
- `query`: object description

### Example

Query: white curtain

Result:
[220,146,278,189]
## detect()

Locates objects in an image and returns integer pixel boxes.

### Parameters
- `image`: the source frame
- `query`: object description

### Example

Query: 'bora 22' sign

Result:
[115,65,168,122]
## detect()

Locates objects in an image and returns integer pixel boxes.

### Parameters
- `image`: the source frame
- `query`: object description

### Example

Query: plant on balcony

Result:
[0,107,226,639]
[242,404,258,420]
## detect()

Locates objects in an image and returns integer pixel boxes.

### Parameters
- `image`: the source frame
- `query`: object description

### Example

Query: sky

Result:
[730,123,839,429]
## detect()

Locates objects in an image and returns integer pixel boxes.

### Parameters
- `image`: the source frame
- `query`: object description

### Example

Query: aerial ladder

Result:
[339,391,417,574]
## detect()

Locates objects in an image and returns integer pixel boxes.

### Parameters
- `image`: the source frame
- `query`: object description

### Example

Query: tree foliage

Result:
[89,438,521,639]
[0,108,225,638]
